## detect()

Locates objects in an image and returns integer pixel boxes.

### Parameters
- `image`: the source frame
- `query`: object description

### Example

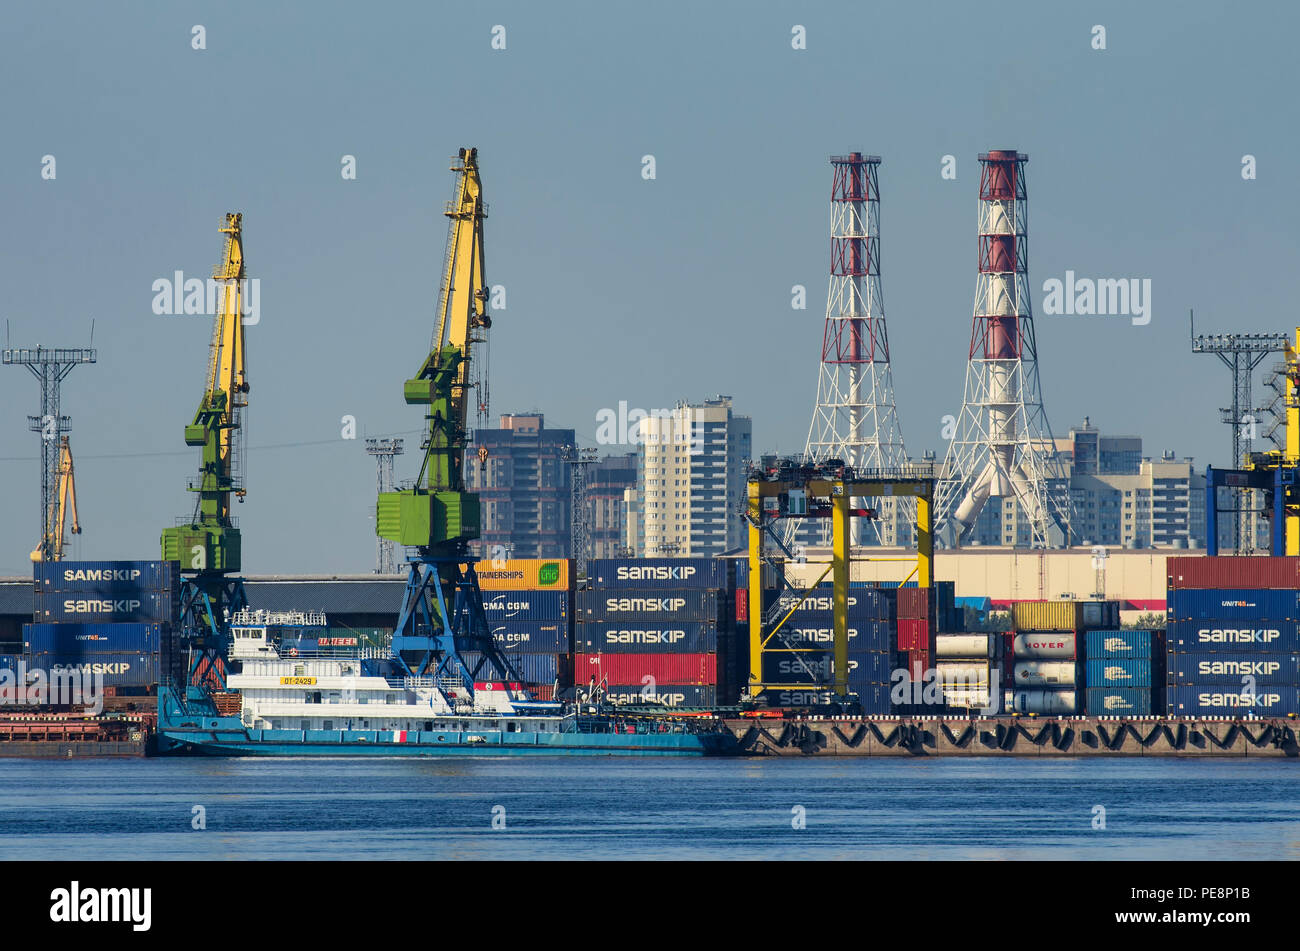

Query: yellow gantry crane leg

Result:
[1287,328,1300,556]
[831,490,849,698]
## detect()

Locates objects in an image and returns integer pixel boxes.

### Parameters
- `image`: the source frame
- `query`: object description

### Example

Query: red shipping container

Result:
[898,587,930,620]
[528,684,555,701]
[736,589,749,623]
[902,649,930,680]
[1167,555,1300,590]
[572,652,716,686]
[897,618,931,652]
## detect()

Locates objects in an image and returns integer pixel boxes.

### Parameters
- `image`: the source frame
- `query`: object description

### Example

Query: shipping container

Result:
[1008,689,1078,714]
[1166,589,1299,622]
[755,685,890,714]
[601,684,717,708]
[1013,661,1079,687]
[898,649,930,681]
[0,654,18,672]
[767,621,890,651]
[574,620,717,654]
[1089,629,1154,658]
[22,622,163,655]
[1080,601,1121,630]
[1086,687,1153,716]
[936,660,991,686]
[1013,632,1082,660]
[1167,556,1300,590]
[758,650,893,685]
[1085,658,1152,687]
[28,652,159,688]
[473,559,572,591]
[735,590,748,624]
[770,588,896,620]
[1165,684,1300,717]
[480,590,569,621]
[1166,619,1300,653]
[576,589,720,622]
[588,558,726,590]
[461,651,561,685]
[489,621,569,653]
[1165,652,1300,685]
[898,587,929,620]
[572,652,716,686]
[33,590,173,624]
[1011,601,1083,632]
[34,559,178,594]
[896,618,931,652]
[935,634,994,658]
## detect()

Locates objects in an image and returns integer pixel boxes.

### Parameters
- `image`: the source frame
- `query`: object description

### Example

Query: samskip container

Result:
[1165,684,1300,717]
[1085,658,1151,687]
[1165,652,1300,685]
[572,653,716,685]
[488,621,569,653]
[602,684,717,708]
[27,652,159,688]
[1166,619,1300,653]
[587,558,726,590]
[1167,588,1299,622]
[1167,556,1300,590]
[1086,687,1153,716]
[33,590,172,624]
[1012,632,1082,660]
[23,622,163,655]
[759,650,892,685]
[755,685,890,714]
[574,621,717,654]
[576,589,720,622]
[34,560,178,594]
[1089,629,1153,658]
[481,590,569,621]
[766,620,890,651]
[770,588,896,620]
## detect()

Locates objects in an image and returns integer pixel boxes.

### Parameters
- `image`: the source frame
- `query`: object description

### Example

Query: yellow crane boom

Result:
[31,436,81,562]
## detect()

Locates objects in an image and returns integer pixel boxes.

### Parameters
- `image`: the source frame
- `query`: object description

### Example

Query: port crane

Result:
[161,213,251,688]
[30,436,81,563]
[377,148,527,700]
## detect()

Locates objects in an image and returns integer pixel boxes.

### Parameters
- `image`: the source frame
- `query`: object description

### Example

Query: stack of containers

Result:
[896,586,935,687]
[933,632,999,712]
[472,558,573,700]
[1007,600,1120,714]
[1165,556,1300,717]
[1083,630,1160,715]
[576,558,728,708]
[28,560,180,694]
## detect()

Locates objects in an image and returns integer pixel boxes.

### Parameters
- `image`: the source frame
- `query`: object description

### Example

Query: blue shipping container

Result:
[589,558,727,591]
[1167,589,1299,622]
[755,684,891,714]
[1088,630,1154,658]
[1167,619,1300,653]
[1086,687,1153,716]
[1085,658,1152,687]
[603,684,717,708]
[1165,652,1300,685]
[770,589,896,620]
[575,620,717,654]
[489,621,569,653]
[764,620,891,651]
[23,622,162,655]
[0,654,18,672]
[760,650,892,685]
[34,590,173,624]
[577,589,720,622]
[461,651,560,685]
[481,590,569,621]
[29,652,159,688]
[34,559,178,594]
[1166,684,1300,717]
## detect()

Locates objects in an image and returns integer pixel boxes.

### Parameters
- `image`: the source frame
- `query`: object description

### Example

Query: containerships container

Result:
[572,652,716,685]
[587,558,726,590]
[23,622,163,655]
[488,621,569,653]
[1085,658,1151,688]
[481,590,569,621]
[1166,619,1300,653]
[1086,687,1152,716]
[1167,556,1300,590]
[1165,652,1300,685]
[473,559,572,591]
[575,620,717,654]
[1167,589,1299,622]
[1166,685,1300,717]
[576,589,720,623]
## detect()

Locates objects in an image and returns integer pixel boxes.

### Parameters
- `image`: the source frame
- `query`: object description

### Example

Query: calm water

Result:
[0,757,1296,860]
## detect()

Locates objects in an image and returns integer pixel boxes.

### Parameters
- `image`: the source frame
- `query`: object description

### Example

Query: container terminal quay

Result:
[3,148,1300,759]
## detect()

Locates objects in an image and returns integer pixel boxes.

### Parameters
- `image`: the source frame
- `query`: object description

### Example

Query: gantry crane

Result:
[377,148,525,697]
[160,213,250,685]
[30,436,81,563]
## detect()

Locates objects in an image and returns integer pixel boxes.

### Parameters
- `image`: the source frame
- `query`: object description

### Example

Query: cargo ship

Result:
[156,610,736,756]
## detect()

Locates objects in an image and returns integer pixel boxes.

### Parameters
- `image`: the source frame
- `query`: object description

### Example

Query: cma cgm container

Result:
[28,653,159,688]
[1085,658,1152,688]
[481,591,569,621]
[1087,687,1153,716]
[23,622,163,655]
[489,621,569,653]
[574,621,717,654]
[1166,653,1300,685]
[588,558,726,590]
[1090,630,1153,658]
[604,685,717,708]
[577,589,720,623]
[1167,556,1300,590]
[1166,685,1300,717]
[1167,589,1299,622]
[1166,619,1300,653]
[473,559,571,591]
[34,560,178,594]
[573,653,716,685]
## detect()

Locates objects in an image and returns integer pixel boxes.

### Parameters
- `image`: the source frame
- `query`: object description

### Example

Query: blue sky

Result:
[1,0,1295,573]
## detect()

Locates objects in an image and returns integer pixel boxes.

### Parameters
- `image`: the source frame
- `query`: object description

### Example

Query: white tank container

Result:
[936,661,990,686]
[1013,633,1080,660]
[935,634,993,658]
[1013,661,1078,686]
[1009,690,1078,714]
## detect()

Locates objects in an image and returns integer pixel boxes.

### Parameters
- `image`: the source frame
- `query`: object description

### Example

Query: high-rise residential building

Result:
[625,397,752,557]
[587,452,637,559]
[466,413,574,559]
